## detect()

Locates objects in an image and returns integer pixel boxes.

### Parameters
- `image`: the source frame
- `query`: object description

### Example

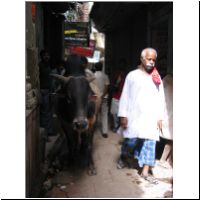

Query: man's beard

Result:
[144,64,154,73]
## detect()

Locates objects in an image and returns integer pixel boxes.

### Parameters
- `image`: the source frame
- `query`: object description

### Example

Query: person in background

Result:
[159,72,173,168]
[51,60,66,91]
[81,56,96,81]
[39,50,54,139]
[95,62,110,138]
[117,48,165,184]
[81,56,102,114]
[110,59,126,132]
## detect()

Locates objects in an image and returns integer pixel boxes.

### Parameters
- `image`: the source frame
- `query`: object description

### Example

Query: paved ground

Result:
[43,129,173,198]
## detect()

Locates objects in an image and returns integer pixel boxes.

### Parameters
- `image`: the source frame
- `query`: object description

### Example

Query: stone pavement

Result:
[43,129,173,198]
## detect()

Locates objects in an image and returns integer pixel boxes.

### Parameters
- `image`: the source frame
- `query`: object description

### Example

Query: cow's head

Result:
[51,74,94,132]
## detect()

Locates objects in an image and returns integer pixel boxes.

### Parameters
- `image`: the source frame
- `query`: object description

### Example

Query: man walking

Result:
[95,62,110,138]
[117,48,165,184]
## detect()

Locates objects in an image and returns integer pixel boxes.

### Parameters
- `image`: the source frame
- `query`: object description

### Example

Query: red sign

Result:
[68,39,96,57]
[69,46,94,57]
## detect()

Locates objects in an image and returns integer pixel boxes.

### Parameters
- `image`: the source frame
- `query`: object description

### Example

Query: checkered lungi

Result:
[121,138,156,168]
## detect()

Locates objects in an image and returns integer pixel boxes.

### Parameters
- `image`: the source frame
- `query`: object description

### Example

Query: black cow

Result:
[51,55,97,175]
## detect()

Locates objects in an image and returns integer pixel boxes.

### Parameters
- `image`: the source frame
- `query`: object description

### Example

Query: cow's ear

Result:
[50,74,72,83]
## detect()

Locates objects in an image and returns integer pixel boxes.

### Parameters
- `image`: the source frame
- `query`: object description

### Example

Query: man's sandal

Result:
[117,159,127,169]
[141,174,159,185]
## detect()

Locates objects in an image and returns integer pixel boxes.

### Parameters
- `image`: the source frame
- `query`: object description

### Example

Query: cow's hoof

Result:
[87,167,97,176]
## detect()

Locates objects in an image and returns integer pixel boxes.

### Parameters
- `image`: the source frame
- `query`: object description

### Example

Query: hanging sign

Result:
[69,47,94,57]
[68,40,96,57]
[64,22,90,47]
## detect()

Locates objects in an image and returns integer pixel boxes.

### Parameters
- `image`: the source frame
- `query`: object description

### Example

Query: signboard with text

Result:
[64,22,90,47]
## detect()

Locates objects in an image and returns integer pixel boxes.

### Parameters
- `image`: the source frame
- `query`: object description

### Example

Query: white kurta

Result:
[118,69,165,141]
[94,71,110,98]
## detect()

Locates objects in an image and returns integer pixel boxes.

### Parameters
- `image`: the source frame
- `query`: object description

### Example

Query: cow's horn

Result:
[50,74,72,83]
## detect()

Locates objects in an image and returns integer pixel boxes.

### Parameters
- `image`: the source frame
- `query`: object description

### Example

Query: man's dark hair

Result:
[95,62,103,71]
[40,49,49,58]
[65,54,85,75]
[81,56,88,65]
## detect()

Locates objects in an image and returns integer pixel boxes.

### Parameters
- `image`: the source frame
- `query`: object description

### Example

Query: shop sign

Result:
[68,39,96,57]
[64,22,90,47]
[69,46,94,57]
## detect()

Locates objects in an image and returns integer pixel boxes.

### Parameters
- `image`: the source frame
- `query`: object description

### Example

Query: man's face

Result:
[43,52,50,62]
[141,50,157,73]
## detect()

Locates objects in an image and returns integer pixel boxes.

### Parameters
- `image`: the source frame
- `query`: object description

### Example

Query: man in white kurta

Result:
[117,48,165,184]
[95,62,110,138]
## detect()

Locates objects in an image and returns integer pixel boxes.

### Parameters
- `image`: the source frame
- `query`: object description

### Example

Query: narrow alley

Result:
[1,1,200,199]
[25,2,174,198]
